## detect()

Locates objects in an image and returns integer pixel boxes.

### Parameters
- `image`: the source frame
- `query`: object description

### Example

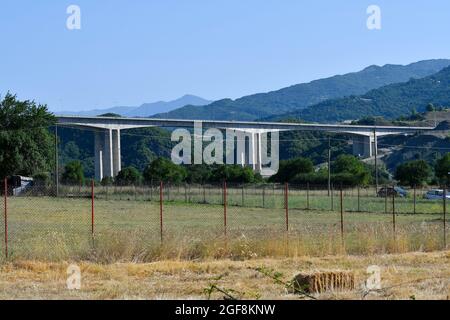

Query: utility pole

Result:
[55,125,59,197]
[373,129,379,194]
[434,107,437,127]
[328,136,331,197]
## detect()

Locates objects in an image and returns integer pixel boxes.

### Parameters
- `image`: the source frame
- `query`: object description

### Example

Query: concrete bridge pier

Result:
[234,130,263,173]
[352,134,376,158]
[94,128,121,181]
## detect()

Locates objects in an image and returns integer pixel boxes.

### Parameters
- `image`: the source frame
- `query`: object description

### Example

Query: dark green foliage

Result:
[58,127,95,178]
[185,164,213,184]
[0,93,56,178]
[33,172,51,186]
[286,156,376,187]
[156,60,450,121]
[61,161,84,185]
[101,176,114,186]
[115,166,142,185]
[98,113,122,117]
[435,153,450,184]
[269,157,314,182]
[426,103,435,112]
[352,116,396,126]
[331,155,371,186]
[143,157,187,184]
[290,170,328,185]
[395,160,432,187]
[208,165,262,184]
[143,162,263,185]
[121,127,174,172]
[278,131,352,164]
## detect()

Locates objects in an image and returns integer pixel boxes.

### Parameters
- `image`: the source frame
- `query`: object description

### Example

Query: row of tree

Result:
[60,157,264,186]
[56,152,450,187]
[269,155,375,186]
[394,155,450,186]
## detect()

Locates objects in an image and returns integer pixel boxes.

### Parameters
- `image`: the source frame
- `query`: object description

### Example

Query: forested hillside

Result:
[271,66,450,123]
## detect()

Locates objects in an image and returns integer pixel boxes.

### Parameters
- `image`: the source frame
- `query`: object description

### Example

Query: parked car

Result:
[377,186,408,198]
[423,189,450,200]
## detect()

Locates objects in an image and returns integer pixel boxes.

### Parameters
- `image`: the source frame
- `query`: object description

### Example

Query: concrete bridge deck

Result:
[56,115,434,180]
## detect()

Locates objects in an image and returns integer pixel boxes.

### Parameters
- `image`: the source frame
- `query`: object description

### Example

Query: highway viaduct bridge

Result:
[56,116,434,180]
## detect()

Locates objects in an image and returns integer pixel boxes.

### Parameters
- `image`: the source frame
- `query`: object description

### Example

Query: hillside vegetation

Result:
[273,66,450,123]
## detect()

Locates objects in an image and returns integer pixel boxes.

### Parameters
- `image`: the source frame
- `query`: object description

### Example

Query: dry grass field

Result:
[1,194,446,261]
[1,190,448,300]
[0,251,448,300]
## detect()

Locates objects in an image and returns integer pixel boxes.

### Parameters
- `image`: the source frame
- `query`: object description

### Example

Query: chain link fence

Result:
[0,179,448,261]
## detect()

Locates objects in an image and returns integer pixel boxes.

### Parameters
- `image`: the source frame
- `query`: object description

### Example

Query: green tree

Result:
[143,157,187,184]
[98,113,122,117]
[185,164,213,184]
[270,157,314,182]
[435,153,450,184]
[61,161,85,185]
[395,160,432,187]
[210,165,260,183]
[0,93,56,178]
[33,172,51,186]
[115,166,142,185]
[332,155,371,186]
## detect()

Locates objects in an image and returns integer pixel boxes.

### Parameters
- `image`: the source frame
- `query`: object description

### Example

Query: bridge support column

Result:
[232,130,262,172]
[94,131,104,181]
[94,128,121,181]
[112,129,121,176]
[352,135,375,158]
[252,132,262,173]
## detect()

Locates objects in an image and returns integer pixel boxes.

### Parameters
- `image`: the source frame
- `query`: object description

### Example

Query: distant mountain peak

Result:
[362,65,382,72]
[57,94,212,117]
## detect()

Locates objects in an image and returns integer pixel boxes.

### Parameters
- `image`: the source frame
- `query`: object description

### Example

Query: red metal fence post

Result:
[413,185,417,215]
[306,182,310,210]
[91,179,95,236]
[160,181,163,243]
[443,187,447,249]
[223,180,227,237]
[285,183,289,232]
[340,185,344,248]
[357,185,361,212]
[392,185,396,247]
[3,178,8,259]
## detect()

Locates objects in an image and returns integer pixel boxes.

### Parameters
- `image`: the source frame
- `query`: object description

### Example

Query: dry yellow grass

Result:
[0,251,448,300]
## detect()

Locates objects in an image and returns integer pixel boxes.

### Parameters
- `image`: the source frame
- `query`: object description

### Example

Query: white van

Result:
[424,189,450,200]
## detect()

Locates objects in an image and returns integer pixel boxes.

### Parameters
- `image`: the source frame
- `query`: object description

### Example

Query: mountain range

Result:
[154,59,450,121]
[58,94,211,117]
[269,64,450,123]
[58,59,450,125]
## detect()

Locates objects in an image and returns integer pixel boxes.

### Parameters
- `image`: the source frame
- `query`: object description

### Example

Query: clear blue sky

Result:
[1,0,449,111]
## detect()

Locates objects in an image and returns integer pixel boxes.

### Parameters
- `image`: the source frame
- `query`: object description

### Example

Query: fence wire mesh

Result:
[0,180,448,261]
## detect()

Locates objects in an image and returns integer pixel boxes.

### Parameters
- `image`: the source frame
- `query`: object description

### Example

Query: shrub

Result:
[395,160,432,187]
[61,161,84,185]
[115,166,142,185]
[143,157,187,185]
